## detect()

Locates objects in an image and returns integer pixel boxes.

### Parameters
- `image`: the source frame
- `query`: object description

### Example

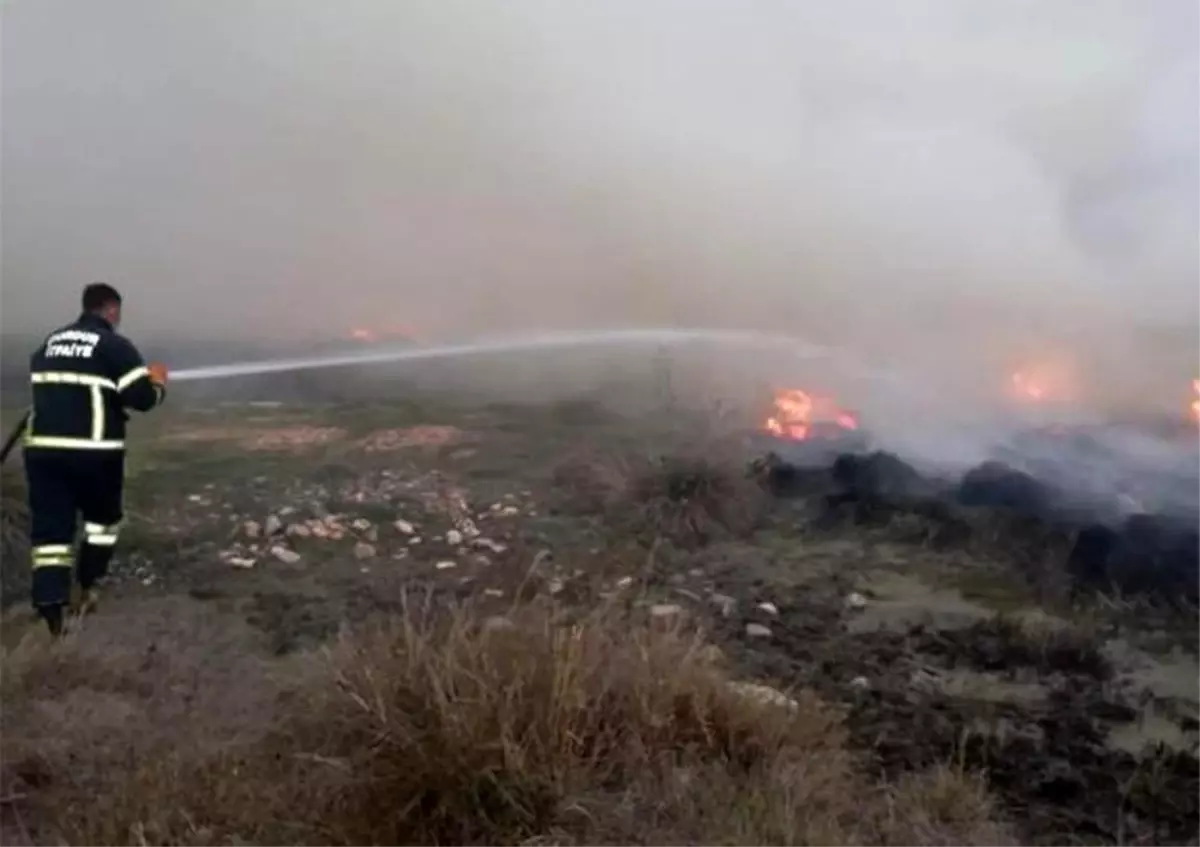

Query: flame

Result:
[1191,378,1199,424]
[764,388,858,441]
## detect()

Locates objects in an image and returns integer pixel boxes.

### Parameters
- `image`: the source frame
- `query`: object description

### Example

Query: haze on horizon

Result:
[2,0,1197,419]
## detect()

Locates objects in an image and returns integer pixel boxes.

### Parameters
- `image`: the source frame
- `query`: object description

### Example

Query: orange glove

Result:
[148,362,169,386]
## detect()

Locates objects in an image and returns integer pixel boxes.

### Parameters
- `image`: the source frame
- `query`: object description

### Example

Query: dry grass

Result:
[0,593,1011,846]
[553,443,767,547]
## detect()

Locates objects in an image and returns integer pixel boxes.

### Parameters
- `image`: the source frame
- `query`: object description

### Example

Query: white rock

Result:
[394,519,416,535]
[264,515,283,536]
[366,526,378,542]
[745,623,773,638]
[757,602,779,616]
[615,576,635,589]
[353,542,376,560]
[351,518,372,531]
[435,560,457,570]
[228,556,257,569]
[727,681,798,710]
[547,578,565,595]
[409,536,422,545]
[483,588,505,598]
[499,506,520,517]
[483,615,514,632]
[445,529,464,545]
[243,520,262,539]
[473,537,507,554]
[286,523,311,538]
[845,592,868,610]
[850,676,870,691]
[650,603,684,619]
[270,546,300,565]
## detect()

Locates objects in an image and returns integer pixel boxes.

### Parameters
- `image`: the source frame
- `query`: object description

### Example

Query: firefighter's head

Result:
[82,282,122,329]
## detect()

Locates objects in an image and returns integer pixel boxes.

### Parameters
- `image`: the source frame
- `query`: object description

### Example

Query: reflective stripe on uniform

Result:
[32,543,73,568]
[31,372,117,391]
[24,435,125,450]
[84,521,121,547]
[116,365,150,391]
[90,385,105,440]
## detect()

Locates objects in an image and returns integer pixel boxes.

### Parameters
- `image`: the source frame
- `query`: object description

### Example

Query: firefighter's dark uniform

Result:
[23,312,165,628]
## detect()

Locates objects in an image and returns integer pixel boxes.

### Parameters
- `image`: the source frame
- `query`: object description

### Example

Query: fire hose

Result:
[0,327,880,467]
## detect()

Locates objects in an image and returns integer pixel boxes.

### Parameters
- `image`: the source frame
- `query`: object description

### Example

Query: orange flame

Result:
[764,388,858,441]
[1191,378,1199,424]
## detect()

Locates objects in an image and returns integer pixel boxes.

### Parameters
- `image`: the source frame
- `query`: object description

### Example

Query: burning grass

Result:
[0,594,1011,846]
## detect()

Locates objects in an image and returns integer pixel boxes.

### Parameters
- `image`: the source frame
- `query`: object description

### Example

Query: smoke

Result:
[2,0,1197,429]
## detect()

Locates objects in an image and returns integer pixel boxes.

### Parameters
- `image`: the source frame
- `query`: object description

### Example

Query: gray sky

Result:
[2,0,1197,409]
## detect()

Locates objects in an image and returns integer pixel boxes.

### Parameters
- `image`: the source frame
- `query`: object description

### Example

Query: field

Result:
[1,362,1197,845]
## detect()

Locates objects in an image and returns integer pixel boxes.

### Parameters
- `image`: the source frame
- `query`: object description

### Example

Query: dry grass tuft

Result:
[1,595,1010,846]
[554,442,766,547]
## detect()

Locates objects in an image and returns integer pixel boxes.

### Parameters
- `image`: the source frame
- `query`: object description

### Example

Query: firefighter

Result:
[23,282,168,636]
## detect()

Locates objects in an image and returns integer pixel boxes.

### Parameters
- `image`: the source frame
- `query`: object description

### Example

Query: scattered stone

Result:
[757,602,779,615]
[394,519,416,535]
[351,518,372,531]
[435,560,457,570]
[409,537,422,545]
[445,529,464,545]
[727,681,798,710]
[688,568,704,578]
[651,603,684,619]
[264,515,283,536]
[483,588,505,598]
[286,522,312,538]
[270,546,301,565]
[243,520,262,539]
[547,578,565,595]
[366,526,378,542]
[615,576,635,589]
[310,522,330,539]
[353,542,376,560]
[228,556,257,569]
[745,622,773,638]
[483,615,514,632]
[845,592,868,610]
[673,587,703,603]
[711,593,737,617]
[473,537,507,554]
[187,494,205,504]
[850,676,870,691]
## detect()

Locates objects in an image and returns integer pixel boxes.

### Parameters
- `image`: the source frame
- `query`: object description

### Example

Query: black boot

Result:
[37,603,65,637]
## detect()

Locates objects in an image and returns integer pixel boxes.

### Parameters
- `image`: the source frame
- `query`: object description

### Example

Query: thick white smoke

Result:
[2,0,1196,434]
